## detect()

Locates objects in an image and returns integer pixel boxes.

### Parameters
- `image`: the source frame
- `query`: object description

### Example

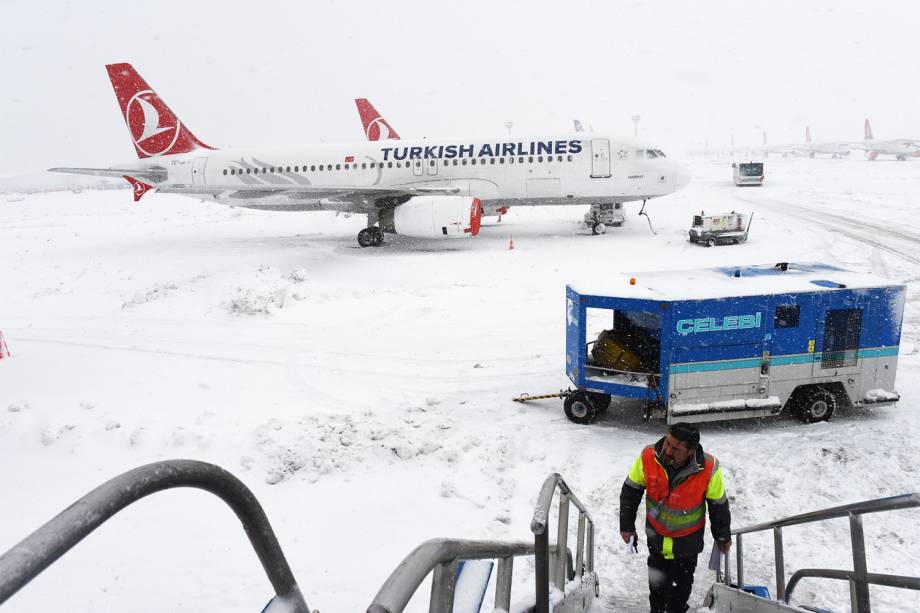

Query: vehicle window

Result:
[692,215,703,227]
[775,305,800,329]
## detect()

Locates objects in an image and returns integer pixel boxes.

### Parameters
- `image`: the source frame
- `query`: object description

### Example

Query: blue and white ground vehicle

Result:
[564,262,905,424]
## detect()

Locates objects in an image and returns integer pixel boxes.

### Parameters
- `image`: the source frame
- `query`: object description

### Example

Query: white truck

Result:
[689,211,752,247]
[732,161,764,186]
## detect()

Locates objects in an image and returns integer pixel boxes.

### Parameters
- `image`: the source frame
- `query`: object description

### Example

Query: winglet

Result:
[124,175,154,202]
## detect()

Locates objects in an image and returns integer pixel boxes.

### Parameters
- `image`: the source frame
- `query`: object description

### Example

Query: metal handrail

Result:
[532,473,596,613]
[730,492,919,613]
[366,538,558,613]
[0,460,310,612]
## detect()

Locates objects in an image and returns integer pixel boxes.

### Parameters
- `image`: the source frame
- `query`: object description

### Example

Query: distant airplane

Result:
[795,126,851,159]
[354,98,400,141]
[50,63,690,247]
[861,119,920,161]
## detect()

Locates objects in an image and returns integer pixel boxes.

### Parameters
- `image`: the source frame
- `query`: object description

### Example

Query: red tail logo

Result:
[864,119,874,141]
[805,126,812,143]
[354,98,400,141]
[106,63,214,158]
[123,176,154,202]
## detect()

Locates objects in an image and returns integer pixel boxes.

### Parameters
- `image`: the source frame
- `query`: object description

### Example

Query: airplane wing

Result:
[49,166,461,208]
[155,183,460,204]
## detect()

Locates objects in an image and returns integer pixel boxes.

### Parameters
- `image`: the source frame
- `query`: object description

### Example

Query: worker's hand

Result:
[717,538,733,554]
[620,531,636,544]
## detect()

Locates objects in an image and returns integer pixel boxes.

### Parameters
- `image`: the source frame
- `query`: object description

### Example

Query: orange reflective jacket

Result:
[641,445,716,538]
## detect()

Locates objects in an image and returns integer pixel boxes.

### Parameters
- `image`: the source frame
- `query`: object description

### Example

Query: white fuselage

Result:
[131,133,690,213]
[862,138,920,157]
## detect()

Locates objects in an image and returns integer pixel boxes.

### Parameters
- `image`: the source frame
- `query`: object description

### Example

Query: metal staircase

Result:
[0,461,599,613]
[703,493,920,613]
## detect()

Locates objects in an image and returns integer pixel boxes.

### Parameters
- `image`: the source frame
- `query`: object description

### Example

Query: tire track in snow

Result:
[733,193,920,266]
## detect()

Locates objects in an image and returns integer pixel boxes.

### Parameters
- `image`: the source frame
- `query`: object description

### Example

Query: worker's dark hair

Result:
[668,422,700,448]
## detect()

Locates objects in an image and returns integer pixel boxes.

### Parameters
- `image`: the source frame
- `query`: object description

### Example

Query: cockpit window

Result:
[655,149,666,158]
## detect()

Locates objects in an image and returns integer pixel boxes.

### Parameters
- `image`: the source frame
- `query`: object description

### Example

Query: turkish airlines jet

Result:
[51,63,691,247]
[861,119,920,161]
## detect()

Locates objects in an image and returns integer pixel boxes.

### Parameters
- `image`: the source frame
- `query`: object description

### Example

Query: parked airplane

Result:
[51,63,691,247]
[796,126,851,159]
[861,119,920,161]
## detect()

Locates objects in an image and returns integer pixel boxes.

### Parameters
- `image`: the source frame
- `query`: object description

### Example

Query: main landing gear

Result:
[357,226,384,248]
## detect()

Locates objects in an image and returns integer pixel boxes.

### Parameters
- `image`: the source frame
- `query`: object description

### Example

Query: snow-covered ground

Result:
[1,157,919,612]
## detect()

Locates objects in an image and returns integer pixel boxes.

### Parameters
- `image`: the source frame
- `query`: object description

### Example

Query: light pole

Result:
[630,115,641,138]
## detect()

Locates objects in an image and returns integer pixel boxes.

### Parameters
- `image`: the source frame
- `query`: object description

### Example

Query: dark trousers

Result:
[647,551,697,613]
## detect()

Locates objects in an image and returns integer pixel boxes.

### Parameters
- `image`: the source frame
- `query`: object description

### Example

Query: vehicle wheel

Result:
[706,237,717,247]
[794,387,836,423]
[370,227,384,247]
[592,222,607,235]
[357,228,376,248]
[564,392,598,425]
[586,391,612,412]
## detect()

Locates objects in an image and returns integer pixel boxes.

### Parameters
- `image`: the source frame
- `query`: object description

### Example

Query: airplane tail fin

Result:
[354,98,400,141]
[864,118,874,141]
[105,63,214,158]
[805,126,812,143]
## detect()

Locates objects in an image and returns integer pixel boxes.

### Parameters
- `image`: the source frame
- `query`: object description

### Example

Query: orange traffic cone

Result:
[508,236,514,250]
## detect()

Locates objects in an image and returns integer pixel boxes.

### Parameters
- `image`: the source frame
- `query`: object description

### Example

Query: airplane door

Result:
[590,139,611,178]
[412,159,424,177]
[426,158,438,176]
[191,157,208,186]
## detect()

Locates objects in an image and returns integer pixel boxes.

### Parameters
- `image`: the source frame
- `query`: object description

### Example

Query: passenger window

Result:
[545,156,551,163]
[336,164,341,170]
[246,169,251,174]
[509,157,514,164]
[294,166,299,172]
[519,157,524,163]
[500,158,505,164]
[490,158,496,165]
[388,162,393,168]
[775,305,800,329]
[286,166,291,172]
[453,160,458,166]
[471,159,477,165]
[567,155,573,162]
[443,160,449,166]
[557,155,563,162]
[429,160,435,167]
[310,165,316,171]
[537,156,543,163]
[462,159,468,165]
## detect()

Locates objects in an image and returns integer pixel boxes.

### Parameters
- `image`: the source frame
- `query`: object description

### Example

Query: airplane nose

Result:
[675,164,692,191]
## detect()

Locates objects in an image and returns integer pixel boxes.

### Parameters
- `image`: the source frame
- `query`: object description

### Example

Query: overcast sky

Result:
[2,0,919,170]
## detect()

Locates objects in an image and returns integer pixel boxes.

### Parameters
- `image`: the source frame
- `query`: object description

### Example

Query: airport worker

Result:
[619,423,732,613]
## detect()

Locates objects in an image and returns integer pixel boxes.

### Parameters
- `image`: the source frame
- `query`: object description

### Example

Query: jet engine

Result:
[379,196,482,238]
